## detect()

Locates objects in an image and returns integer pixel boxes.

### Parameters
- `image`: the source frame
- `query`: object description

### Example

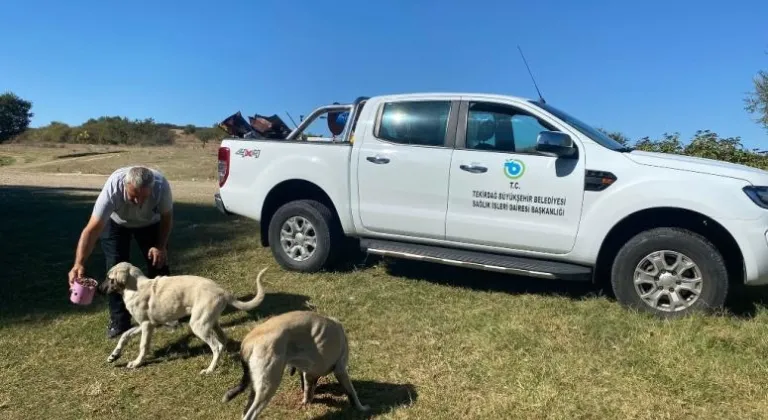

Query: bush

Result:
[195,125,225,147]
[0,155,15,166]
[612,129,768,170]
[13,116,176,146]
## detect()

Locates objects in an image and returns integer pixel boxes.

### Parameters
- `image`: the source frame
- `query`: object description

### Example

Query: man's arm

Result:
[147,177,173,268]
[157,210,173,250]
[157,177,173,249]
[68,215,107,284]
[69,176,115,284]
[74,215,107,266]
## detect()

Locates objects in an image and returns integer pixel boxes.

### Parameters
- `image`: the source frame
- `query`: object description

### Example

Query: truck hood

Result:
[625,150,768,184]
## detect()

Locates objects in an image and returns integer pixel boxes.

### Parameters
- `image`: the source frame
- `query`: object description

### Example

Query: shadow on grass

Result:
[0,185,299,325]
[383,258,600,300]
[146,291,314,362]
[379,255,768,318]
[56,150,125,159]
[3,184,768,323]
[724,285,768,318]
[309,380,416,419]
[330,241,382,273]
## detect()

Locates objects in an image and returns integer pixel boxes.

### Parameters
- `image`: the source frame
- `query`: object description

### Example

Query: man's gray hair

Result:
[124,166,155,189]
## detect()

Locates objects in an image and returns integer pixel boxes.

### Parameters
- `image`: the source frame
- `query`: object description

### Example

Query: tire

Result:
[267,199,342,272]
[610,227,729,318]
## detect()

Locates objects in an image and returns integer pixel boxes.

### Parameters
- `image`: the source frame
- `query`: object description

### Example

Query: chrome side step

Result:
[360,239,592,281]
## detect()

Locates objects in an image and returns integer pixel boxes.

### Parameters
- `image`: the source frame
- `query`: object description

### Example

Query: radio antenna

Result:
[285,111,299,128]
[517,45,545,104]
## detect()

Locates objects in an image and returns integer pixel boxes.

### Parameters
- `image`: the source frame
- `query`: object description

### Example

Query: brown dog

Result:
[100,262,267,374]
[222,310,369,418]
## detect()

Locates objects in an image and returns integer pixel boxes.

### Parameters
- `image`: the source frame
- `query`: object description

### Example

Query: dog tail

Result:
[229,267,267,311]
[222,355,252,403]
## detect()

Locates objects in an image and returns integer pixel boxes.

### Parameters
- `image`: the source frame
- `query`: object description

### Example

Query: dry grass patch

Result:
[0,143,218,181]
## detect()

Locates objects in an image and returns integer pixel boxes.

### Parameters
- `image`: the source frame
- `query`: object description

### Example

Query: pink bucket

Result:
[70,277,98,306]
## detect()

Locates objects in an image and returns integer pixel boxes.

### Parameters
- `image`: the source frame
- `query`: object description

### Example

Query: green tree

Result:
[634,132,685,154]
[598,128,631,146]
[625,129,768,170]
[745,55,768,132]
[0,92,34,142]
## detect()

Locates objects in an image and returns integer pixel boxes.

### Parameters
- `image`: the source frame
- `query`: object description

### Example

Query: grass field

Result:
[4,143,768,419]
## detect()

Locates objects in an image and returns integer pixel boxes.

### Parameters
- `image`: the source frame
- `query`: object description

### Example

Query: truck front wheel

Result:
[267,199,341,272]
[610,227,729,318]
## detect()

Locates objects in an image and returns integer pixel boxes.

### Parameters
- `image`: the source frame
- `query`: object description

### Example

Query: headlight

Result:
[743,186,768,209]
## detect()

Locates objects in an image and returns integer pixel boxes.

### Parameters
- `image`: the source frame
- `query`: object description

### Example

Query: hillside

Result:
[0,142,220,181]
[9,117,226,147]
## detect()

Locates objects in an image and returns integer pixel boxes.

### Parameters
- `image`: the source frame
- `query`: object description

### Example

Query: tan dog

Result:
[99,261,268,374]
[222,310,370,419]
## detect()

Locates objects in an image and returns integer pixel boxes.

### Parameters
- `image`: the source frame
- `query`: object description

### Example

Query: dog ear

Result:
[128,264,145,280]
[105,263,132,292]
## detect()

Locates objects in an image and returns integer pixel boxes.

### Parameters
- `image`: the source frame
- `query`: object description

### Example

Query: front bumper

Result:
[214,192,230,215]
[726,216,768,286]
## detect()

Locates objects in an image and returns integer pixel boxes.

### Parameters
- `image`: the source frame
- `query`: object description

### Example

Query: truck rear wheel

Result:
[267,199,341,273]
[610,227,729,318]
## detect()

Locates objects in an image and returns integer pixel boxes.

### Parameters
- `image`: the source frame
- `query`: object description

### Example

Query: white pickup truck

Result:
[214,92,768,318]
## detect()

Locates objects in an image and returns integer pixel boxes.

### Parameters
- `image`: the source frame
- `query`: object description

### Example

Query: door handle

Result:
[459,163,487,173]
[366,156,390,164]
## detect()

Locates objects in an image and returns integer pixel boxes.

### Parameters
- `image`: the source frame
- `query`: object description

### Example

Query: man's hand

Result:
[68,263,85,287]
[148,247,167,268]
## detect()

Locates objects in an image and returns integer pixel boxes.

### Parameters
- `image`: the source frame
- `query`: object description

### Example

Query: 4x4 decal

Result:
[235,148,260,158]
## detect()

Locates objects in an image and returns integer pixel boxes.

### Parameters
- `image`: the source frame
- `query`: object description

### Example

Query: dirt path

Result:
[0,149,123,169]
[0,171,218,202]
[20,153,121,168]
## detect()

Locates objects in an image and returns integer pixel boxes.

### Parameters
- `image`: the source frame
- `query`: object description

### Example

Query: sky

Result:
[1,0,767,149]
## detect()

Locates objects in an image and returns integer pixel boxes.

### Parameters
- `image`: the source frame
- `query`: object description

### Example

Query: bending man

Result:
[68,166,173,338]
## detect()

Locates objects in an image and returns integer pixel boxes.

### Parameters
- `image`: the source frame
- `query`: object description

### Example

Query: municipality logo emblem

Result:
[503,159,525,179]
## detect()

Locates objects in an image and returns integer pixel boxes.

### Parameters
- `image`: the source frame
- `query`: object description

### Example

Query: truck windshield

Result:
[528,100,631,152]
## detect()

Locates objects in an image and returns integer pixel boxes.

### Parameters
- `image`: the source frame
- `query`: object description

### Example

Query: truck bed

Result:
[217,137,354,225]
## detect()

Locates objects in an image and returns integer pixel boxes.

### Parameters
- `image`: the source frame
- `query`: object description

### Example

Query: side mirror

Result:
[536,131,576,158]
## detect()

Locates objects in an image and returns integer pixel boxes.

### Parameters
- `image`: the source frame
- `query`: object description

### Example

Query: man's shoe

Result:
[107,320,132,339]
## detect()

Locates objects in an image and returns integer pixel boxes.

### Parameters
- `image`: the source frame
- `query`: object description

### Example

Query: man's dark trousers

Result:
[101,219,170,331]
